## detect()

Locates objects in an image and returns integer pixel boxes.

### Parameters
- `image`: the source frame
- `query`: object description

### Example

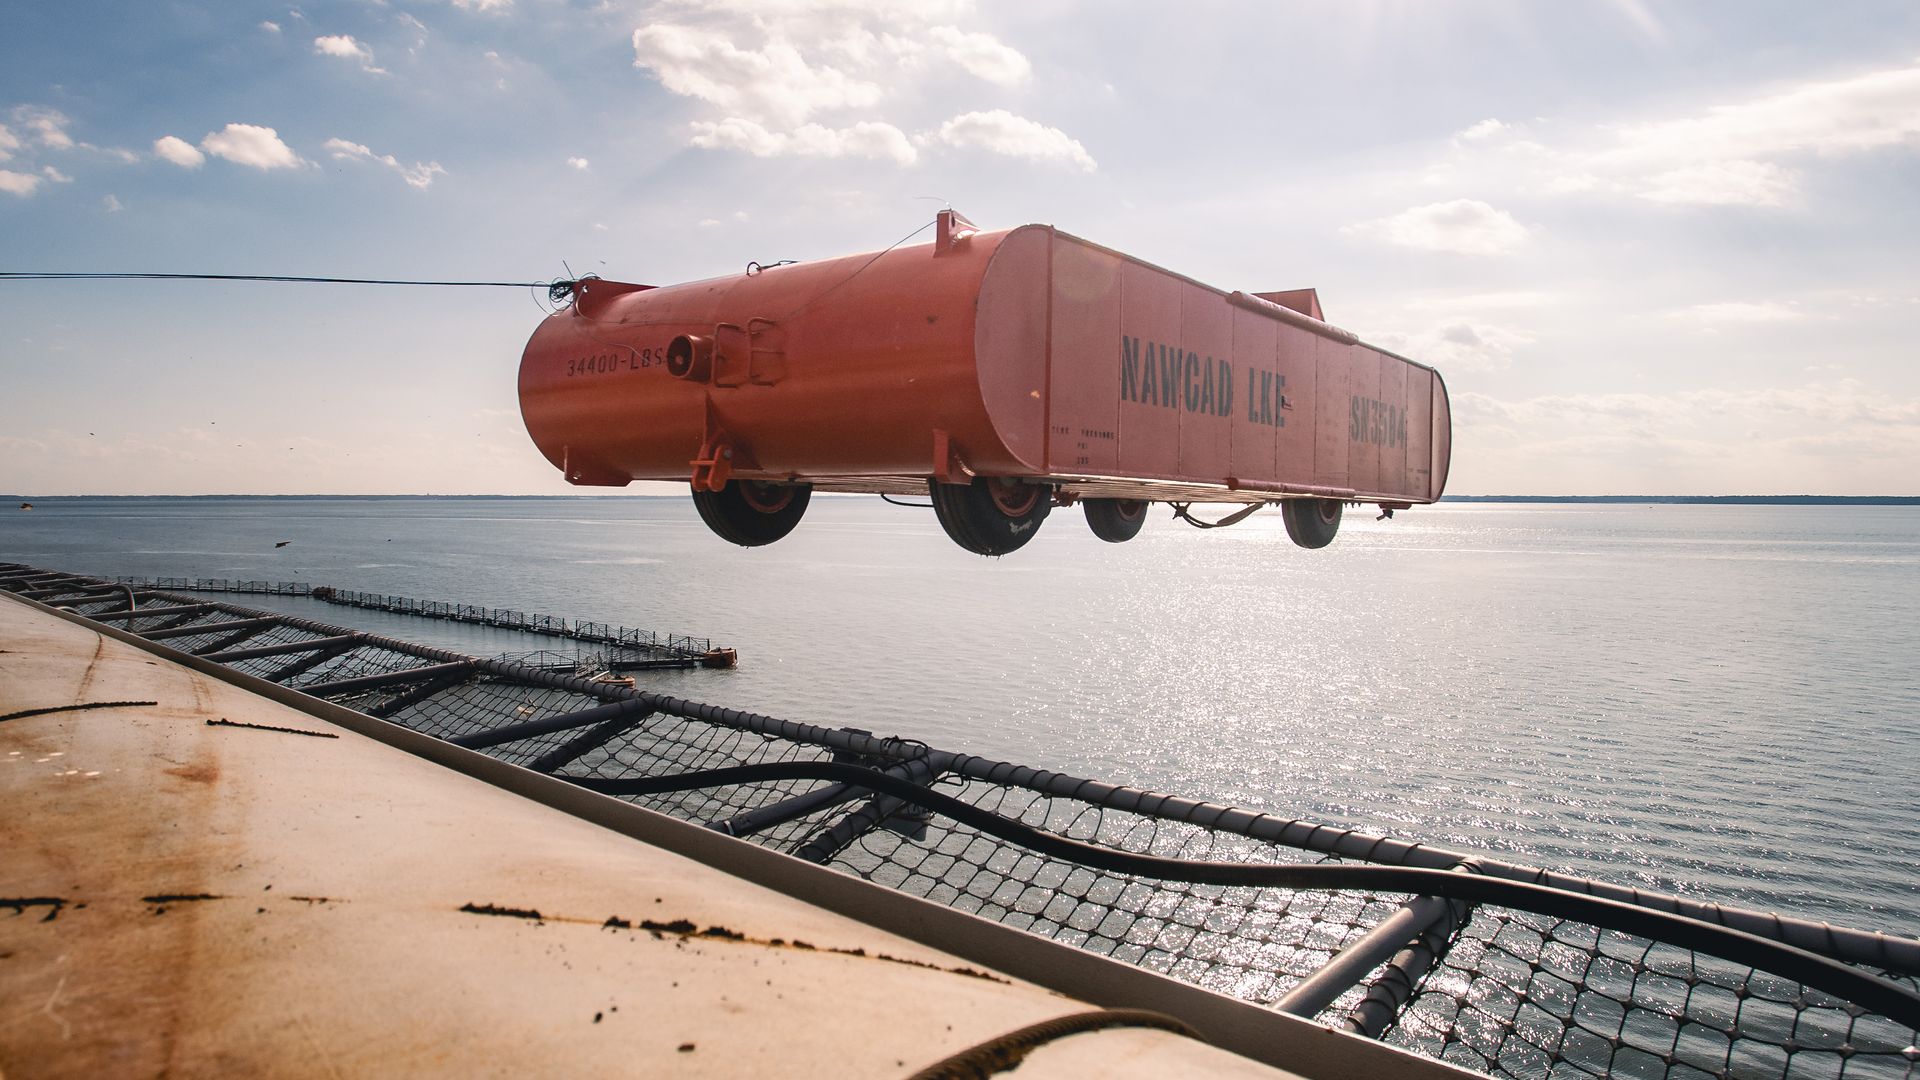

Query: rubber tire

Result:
[1282,498,1342,549]
[931,478,1051,556]
[1083,498,1147,543]
[691,480,812,547]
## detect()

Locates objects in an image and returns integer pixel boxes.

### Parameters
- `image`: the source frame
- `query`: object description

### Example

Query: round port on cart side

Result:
[667,335,713,381]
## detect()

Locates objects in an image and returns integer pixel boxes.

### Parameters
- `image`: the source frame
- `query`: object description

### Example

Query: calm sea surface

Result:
[5,497,1916,937]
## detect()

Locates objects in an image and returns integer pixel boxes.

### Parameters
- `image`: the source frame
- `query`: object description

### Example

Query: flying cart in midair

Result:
[518,212,1451,555]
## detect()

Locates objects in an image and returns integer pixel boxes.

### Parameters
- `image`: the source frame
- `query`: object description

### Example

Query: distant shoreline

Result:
[5,493,1919,505]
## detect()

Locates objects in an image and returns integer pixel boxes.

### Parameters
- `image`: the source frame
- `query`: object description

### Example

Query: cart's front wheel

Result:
[692,480,812,546]
[931,478,1051,556]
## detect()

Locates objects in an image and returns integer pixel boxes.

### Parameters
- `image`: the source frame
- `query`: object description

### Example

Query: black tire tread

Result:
[1281,498,1342,549]
[1084,499,1147,543]
[691,481,811,546]
[931,479,1050,556]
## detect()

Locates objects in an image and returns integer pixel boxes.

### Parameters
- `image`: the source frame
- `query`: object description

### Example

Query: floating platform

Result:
[4,563,1917,1080]
[109,576,723,664]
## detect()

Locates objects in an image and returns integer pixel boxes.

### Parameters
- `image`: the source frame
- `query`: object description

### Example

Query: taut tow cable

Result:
[0,271,581,306]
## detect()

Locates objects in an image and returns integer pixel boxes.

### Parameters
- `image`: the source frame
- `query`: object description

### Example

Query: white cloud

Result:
[567,156,590,170]
[325,137,446,188]
[102,194,124,213]
[628,3,1075,169]
[1344,199,1530,256]
[450,0,512,11]
[932,110,1096,171]
[1375,321,1536,374]
[0,169,40,197]
[153,135,206,168]
[1457,118,1509,142]
[0,114,61,194]
[398,13,428,52]
[1675,301,1807,325]
[313,34,366,58]
[927,26,1030,85]
[1402,290,1560,314]
[1542,172,1606,194]
[1431,58,1920,211]
[690,118,917,165]
[1601,62,1920,169]
[1597,58,1919,207]
[201,123,304,170]
[13,107,73,150]
[633,23,883,127]
[1636,160,1798,207]
[314,34,385,73]
[260,20,281,32]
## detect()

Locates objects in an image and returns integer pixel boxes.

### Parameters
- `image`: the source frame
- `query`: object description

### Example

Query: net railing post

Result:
[706,782,863,838]
[447,698,656,752]
[366,664,480,720]
[788,754,941,864]
[1341,899,1474,1040]
[526,712,650,774]
[1276,863,1478,1024]
[258,637,364,685]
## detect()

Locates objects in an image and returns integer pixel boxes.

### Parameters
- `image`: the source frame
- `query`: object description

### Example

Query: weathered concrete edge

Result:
[5,590,1476,1080]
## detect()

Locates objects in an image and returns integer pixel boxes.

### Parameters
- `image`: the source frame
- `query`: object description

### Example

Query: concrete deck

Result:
[0,594,1314,1078]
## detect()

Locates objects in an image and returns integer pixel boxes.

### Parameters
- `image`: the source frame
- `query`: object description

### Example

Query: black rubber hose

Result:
[569,760,1920,1029]
[906,1009,1199,1079]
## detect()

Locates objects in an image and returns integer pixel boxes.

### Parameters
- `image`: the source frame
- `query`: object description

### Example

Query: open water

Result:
[4,496,1916,938]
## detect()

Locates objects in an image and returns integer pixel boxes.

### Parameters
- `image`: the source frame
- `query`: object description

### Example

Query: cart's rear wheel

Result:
[1282,498,1342,549]
[1084,498,1147,543]
[931,477,1051,556]
[692,480,811,546]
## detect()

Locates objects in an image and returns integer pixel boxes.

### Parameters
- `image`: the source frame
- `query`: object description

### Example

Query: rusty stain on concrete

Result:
[164,759,220,785]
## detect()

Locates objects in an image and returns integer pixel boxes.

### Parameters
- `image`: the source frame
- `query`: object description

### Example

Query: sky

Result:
[2,0,1918,496]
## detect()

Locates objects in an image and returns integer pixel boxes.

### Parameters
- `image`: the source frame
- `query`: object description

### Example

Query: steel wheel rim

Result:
[739,482,795,514]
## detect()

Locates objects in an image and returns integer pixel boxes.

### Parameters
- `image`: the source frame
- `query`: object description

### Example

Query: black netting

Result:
[1391,913,1919,1079]
[560,718,841,830]
[7,563,1916,1080]
[816,774,1404,1007]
